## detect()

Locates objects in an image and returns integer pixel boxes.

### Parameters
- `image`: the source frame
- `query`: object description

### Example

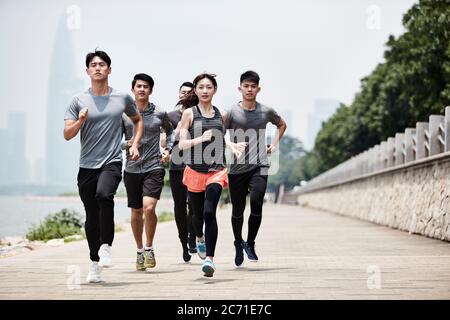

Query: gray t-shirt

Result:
[226,102,281,175]
[122,103,173,174]
[64,87,138,169]
[167,107,188,171]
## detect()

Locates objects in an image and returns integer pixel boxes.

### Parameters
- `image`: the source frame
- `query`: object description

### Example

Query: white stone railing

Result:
[297,106,450,194]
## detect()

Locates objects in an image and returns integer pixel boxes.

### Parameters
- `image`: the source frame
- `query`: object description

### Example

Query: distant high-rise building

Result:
[29,157,46,185]
[46,14,84,186]
[306,99,340,150]
[5,113,27,185]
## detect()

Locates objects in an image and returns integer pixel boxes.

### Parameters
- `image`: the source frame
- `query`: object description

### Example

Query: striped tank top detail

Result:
[187,105,226,173]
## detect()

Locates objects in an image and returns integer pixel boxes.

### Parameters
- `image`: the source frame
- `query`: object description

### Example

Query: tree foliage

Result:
[309,0,450,176]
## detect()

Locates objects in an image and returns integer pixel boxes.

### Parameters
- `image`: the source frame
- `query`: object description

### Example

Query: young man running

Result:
[226,70,287,267]
[122,73,173,271]
[64,50,143,283]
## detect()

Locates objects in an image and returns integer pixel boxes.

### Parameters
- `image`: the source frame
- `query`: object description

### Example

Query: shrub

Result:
[158,211,174,223]
[26,208,83,242]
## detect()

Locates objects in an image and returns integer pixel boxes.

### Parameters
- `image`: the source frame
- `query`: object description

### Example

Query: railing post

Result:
[380,141,387,169]
[373,144,381,171]
[429,115,445,156]
[404,128,416,162]
[361,150,368,174]
[416,122,429,159]
[395,133,405,165]
[445,106,450,152]
[387,137,395,167]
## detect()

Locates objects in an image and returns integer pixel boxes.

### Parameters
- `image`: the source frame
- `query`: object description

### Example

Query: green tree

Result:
[267,135,305,193]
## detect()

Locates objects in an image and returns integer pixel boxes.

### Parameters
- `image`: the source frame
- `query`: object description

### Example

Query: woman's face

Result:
[195,77,216,104]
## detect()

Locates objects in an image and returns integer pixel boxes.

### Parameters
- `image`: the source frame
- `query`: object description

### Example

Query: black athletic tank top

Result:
[187,105,226,173]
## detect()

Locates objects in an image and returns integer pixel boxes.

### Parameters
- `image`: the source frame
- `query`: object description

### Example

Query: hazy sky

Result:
[0,0,416,162]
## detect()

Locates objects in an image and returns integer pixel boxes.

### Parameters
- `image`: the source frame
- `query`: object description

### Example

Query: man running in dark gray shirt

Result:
[122,73,173,271]
[226,71,287,267]
[64,49,143,283]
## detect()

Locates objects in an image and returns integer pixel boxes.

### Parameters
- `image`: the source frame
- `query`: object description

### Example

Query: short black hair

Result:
[132,73,154,90]
[240,70,260,85]
[85,49,111,67]
[179,81,194,90]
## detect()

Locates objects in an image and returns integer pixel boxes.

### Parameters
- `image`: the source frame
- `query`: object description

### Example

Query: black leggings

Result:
[228,168,267,244]
[169,170,195,248]
[188,183,222,257]
[77,162,122,262]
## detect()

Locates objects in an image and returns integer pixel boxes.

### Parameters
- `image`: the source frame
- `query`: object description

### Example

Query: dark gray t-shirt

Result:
[226,102,281,175]
[122,103,173,174]
[167,107,187,171]
[64,87,138,169]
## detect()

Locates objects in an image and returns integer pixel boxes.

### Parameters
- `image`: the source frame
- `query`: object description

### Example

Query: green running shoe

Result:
[144,249,156,268]
[136,252,146,271]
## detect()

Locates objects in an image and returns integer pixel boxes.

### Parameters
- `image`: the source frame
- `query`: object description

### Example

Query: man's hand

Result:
[129,145,140,161]
[231,142,247,159]
[160,149,170,164]
[79,107,88,123]
[266,144,276,155]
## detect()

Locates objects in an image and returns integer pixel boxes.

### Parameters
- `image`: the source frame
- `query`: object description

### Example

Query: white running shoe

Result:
[196,238,206,260]
[98,244,112,267]
[86,261,103,283]
[202,258,216,277]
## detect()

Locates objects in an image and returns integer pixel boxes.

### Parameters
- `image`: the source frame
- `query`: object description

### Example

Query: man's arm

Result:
[160,114,174,164]
[267,117,287,154]
[64,107,88,140]
[128,113,143,160]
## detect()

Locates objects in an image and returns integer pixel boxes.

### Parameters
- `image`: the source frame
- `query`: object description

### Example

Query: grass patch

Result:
[115,224,125,232]
[158,211,174,223]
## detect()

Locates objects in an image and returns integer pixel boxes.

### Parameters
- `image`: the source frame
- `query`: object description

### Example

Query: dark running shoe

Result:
[182,246,191,263]
[242,241,258,262]
[234,241,244,267]
[188,242,197,254]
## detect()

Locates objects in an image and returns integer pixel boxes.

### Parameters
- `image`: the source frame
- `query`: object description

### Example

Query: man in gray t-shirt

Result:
[121,73,174,271]
[225,71,287,267]
[63,50,143,283]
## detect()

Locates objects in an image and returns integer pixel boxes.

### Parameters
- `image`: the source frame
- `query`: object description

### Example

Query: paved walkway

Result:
[1,203,450,299]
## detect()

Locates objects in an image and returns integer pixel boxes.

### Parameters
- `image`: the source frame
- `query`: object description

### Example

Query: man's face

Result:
[179,86,193,100]
[239,81,260,101]
[86,56,111,81]
[132,80,151,102]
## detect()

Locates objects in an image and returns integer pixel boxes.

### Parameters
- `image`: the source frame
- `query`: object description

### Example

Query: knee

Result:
[96,190,113,202]
[203,208,216,222]
[143,205,156,217]
[250,191,264,208]
[131,209,143,220]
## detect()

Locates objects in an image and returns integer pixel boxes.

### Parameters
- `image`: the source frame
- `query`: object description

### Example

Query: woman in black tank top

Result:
[177,73,244,278]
